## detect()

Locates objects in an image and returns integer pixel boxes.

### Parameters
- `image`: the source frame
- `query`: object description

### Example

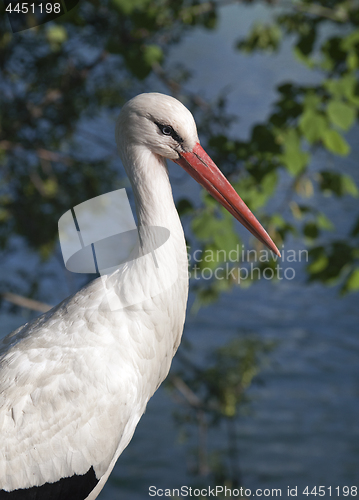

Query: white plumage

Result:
[0,93,279,499]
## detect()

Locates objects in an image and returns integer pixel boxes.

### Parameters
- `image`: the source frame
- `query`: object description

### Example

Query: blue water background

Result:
[1,3,358,499]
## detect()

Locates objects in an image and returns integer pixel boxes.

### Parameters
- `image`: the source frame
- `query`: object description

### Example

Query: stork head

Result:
[116,93,280,257]
[116,92,198,160]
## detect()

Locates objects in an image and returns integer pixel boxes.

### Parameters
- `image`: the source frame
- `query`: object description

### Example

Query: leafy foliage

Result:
[1,0,358,304]
[167,337,275,488]
[0,0,220,288]
[190,0,359,299]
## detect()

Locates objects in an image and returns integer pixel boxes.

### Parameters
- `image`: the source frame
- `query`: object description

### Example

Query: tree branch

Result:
[2,292,52,313]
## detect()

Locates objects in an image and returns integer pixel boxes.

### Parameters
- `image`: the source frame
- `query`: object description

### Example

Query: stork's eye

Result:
[158,124,173,135]
[155,122,184,143]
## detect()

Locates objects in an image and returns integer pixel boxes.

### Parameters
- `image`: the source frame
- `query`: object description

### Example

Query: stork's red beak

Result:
[174,142,281,257]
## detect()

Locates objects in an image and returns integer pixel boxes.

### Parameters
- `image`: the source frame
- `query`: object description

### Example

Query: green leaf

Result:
[308,254,328,274]
[327,100,356,130]
[46,25,67,50]
[42,179,58,198]
[299,111,328,143]
[214,214,239,254]
[279,128,309,175]
[271,213,286,228]
[143,45,163,67]
[341,31,359,51]
[341,74,359,105]
[324,79,343,98]
[293,47,314,68]
[236,24,282,53]
[324,75,359,106]
[342,174,359,197]
[0,208,9,222]
[347,51,359,71]
[192,211,217,240]
[316,213,334,231]
[261,171,278,195]
[303,92,321,109]
[322,129,350,156]
[345,268,359,292]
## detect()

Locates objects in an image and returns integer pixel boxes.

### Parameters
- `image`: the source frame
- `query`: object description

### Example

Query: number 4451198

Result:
[5,3,62,14]
[303,486,357,496]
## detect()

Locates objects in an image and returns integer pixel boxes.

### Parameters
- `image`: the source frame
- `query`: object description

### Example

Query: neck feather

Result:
[120,144,189,300]
[122,145,182,231]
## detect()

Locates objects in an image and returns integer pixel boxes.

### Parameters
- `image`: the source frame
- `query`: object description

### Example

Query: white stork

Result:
[0,93,280,499]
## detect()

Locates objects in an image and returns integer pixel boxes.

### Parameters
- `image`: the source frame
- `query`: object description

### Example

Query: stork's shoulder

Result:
[0,278,142,495]
[0,278,112,355]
